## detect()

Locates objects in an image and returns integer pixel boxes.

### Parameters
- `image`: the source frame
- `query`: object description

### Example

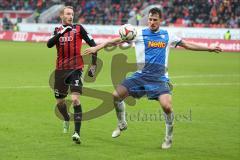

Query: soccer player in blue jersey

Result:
[84,7,222,149]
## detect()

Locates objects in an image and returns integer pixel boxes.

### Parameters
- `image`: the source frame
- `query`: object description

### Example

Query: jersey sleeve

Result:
[79,25,97,47]
[47,27,61,48]
[54,27,58,35]
[79,25,97,65]
[50,27,58,37]
[168,32,182,48]
[133,28,142,43]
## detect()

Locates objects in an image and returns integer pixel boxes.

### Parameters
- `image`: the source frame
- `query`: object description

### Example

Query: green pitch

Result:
[0,41,239,160]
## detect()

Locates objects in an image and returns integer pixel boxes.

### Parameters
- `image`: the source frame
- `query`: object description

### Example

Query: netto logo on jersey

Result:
[148,41,166,48]
[59,36,73,42]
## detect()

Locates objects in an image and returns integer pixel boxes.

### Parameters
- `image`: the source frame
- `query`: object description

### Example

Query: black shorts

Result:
[54,69,83,99]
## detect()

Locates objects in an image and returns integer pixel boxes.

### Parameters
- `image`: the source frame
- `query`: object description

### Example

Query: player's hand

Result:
[88,65,96,77]
[59,26,72,35]
[209,46,222,53]
[83,47,98,55]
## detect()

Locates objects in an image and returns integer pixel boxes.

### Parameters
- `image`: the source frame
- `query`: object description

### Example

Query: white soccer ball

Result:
[119,24,137,41]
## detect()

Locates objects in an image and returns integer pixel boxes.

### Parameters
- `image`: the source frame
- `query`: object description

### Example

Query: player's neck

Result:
[62,24,73,27]
[62,22,73,27]
[150,27,160,33]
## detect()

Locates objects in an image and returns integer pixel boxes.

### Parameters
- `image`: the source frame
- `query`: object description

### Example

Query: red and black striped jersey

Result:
[50,24,97,70]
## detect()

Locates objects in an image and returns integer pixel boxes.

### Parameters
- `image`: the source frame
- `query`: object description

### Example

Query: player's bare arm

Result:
[79,25,99,76]
[179,40,223,53]
[83,37,122,55]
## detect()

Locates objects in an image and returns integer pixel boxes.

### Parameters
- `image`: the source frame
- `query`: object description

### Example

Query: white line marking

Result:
[173,83,240,86]
[0,83,239,90]
[0,74,239,89]
[171,74,240,79]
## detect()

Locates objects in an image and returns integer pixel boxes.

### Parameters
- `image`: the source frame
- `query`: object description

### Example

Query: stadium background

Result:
[0,0,239,160]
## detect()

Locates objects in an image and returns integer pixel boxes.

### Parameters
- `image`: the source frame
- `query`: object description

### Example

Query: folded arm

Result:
[47,33,61,48]
[47,26,72,48]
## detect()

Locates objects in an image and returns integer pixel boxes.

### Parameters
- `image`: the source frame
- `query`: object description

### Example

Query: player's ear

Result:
[59,10,64,19]
[158,16,162,22]
[60,14,63,19]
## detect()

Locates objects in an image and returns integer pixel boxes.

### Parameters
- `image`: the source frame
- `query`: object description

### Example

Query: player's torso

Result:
[55,25,83,70]
[134,28,170,78]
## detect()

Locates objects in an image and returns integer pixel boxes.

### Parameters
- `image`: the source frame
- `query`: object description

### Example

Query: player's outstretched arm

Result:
[179,40,222,53]
[83,37,122,55]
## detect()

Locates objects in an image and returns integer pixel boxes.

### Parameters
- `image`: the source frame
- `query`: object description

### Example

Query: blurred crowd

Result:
[0,0,239,28]
[47,0,149,25]
[161,0,240,28]
[0,0,58,30]
[0,0,57,11]
[46,0,240,28]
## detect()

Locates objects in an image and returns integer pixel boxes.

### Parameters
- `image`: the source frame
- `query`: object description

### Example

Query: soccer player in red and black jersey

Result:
[47,6,97,144]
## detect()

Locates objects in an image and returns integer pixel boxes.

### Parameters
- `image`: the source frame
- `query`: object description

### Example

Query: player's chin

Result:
[66,20,73,25]
[150,27,157,32]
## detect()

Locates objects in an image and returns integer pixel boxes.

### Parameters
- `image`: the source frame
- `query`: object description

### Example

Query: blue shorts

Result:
[121,72,172,100]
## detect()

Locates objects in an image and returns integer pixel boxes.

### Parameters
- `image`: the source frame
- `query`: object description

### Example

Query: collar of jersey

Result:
[149,28,160,33]
[62,24,73,27]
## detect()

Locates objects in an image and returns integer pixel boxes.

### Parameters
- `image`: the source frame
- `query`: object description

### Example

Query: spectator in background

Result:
[2,16,12,30]
[129,7,136,18]
[34,9,40,23]
[13,23,19,32]
[136,10,142,26]
[224,30,231,40]
[229,15,238,28]
[17,16,23,23]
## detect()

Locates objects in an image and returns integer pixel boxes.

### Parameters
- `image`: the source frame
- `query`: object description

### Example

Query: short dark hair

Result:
[148,7,162,18]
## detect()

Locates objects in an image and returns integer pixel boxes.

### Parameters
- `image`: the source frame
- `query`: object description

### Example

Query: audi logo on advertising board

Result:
[12,32,29,41]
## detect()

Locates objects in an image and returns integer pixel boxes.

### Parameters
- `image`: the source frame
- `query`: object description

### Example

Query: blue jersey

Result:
[133,28,182,82]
